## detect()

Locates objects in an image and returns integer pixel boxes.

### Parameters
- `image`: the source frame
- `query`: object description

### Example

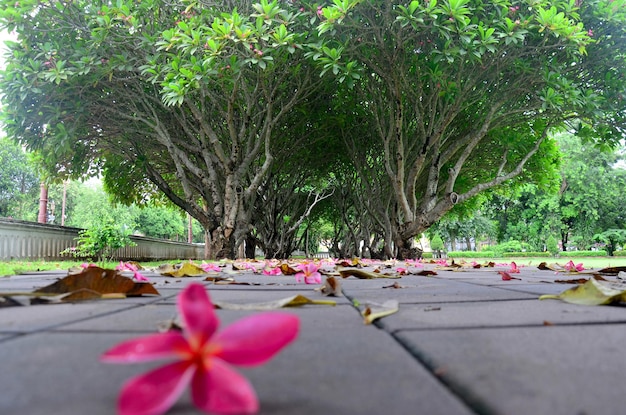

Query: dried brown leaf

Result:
[338,268,401,279]
[34,267,160,297]
[320,276,343,297]
[596,266,626,276]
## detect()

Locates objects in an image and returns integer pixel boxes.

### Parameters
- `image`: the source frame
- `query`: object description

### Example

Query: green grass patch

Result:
[0,260,82,276]
[0,259,200,277]
[444,255,626,268]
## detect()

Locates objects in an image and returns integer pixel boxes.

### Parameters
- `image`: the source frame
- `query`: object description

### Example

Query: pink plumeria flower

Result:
[564,260,585,272]
[116,261,149,282]
[396,267,408,275]
[262,266,282,276]
[295,262,322,284]
[508,261,521,274]
[102,283,299,415]
[200,262,221,273]
[81,262,98,268]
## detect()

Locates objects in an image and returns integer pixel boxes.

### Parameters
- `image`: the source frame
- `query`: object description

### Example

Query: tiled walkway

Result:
[1,262,625,415]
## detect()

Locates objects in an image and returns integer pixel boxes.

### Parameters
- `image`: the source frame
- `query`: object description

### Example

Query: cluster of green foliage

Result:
[62,222,135,264]
[1,0,625,260]
[593,229,626,256]
[439,132,626,257]
[490,240,531,255]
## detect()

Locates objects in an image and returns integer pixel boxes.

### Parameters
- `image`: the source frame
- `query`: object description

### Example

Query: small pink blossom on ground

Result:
[80,262,98,268]
[262,266,282,276]
[295,262,322,284]
[396,267,409,275]
[435,259,449,267]
[102,283,299,415]
[235,261,260,273]
[564,260,585,272]
[404,259,424,267]
[200,262,221,273]
[508,261,521,274]
[115,261,150,282]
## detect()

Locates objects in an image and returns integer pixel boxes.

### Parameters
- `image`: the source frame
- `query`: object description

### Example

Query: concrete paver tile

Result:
[0,302,151,332]
[373,299,626,331]
[0,306,474,415]
[342,278,536,304]
[395,324,626,415]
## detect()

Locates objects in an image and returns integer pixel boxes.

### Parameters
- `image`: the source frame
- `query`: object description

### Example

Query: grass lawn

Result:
[2,256,625,277]
[0,259,186,277]
[450,256,626,269]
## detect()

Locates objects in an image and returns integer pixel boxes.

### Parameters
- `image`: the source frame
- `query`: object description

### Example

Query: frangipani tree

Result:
[0,0,328,258]
[315,0,626,258]
[1,0,625,260]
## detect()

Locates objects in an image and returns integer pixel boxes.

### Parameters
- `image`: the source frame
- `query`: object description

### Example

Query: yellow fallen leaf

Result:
[213,295,336,310]
[539,276,626,305]
[158,262,207,277]
[361,300,399,324]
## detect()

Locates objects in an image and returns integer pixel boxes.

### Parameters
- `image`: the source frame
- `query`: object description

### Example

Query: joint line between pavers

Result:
[389,330,499,415]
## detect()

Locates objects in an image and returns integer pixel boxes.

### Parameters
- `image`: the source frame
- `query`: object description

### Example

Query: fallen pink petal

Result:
[295,262,322,284]
[508,261,521,273]
[102,283,299,415]
[564,260,585,272]
[263,266,282,276]
[200,262,222,272]
[132,271,150,282]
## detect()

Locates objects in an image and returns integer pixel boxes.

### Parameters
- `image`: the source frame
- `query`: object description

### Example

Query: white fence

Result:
[0,218,204,261]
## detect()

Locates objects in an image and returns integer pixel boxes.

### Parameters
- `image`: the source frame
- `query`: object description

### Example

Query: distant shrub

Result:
[491,240,532,256]
[447,251,496,258]
[503,252,551,258]
[546,235,559,256]
[422,252,433,259]
[562,250,607,257]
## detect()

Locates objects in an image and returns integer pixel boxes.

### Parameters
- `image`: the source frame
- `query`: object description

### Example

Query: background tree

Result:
[0,137,39,219]
[557,133,626,249]
[484,132,626,251]
[593,229,626,256]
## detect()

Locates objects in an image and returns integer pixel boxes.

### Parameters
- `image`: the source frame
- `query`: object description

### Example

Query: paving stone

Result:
[0,301,151,332]
[57,292,352,332]
[342,277,536,304]
[374,299,626,332]
[0,307,474,415]
[395,324,626,415]
[491,282,580,296]
[4,268,626,415]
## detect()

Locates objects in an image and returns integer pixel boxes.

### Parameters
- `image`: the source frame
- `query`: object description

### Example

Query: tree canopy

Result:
[1,0,625,259]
